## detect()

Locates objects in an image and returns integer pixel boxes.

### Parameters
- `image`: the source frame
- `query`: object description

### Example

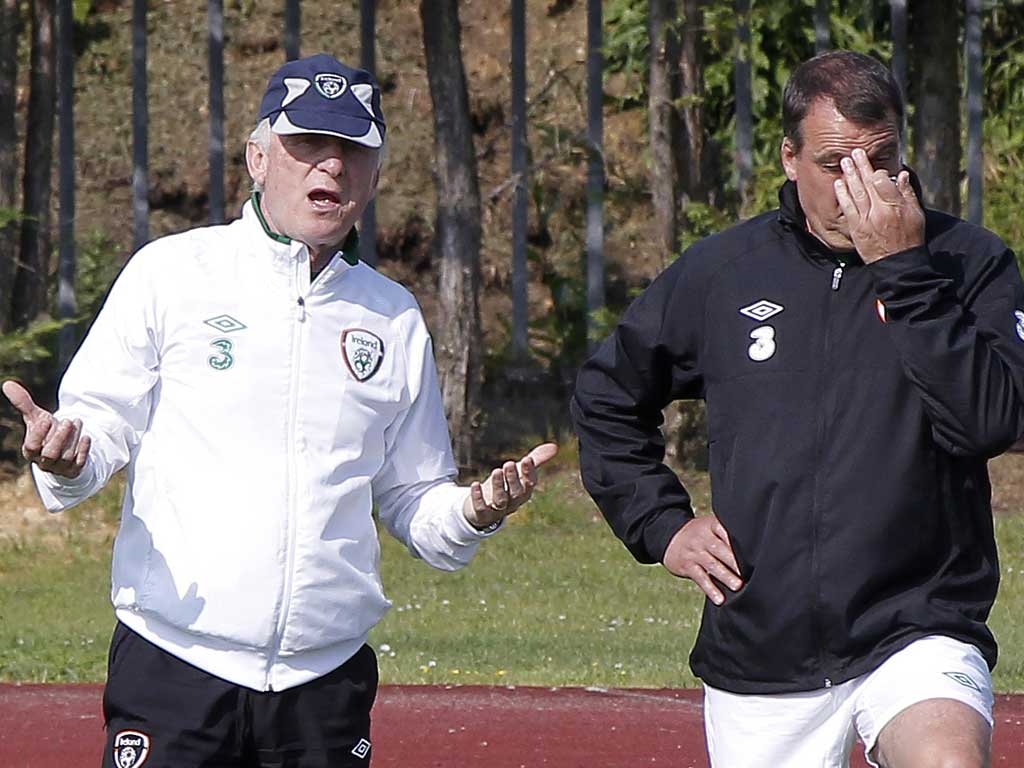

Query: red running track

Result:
[2,684,1023,767]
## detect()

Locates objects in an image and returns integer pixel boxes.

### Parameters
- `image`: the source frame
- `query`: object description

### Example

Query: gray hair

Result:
[248,118,272,193]
[249,118,273,153]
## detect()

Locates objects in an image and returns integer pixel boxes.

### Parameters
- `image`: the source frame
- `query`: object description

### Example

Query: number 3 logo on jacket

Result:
[208,338,234,370]
[748,326,776,362]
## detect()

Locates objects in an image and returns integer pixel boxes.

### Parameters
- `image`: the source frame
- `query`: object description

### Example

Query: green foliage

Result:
[73,0,93,24]
[981,2,1024,265]
[587,305,622,348]
[600,0,1024,270]
[603,0,651,109]
[0,231,122,385]
[679,202,733,253]
[528,244,589,373]
[0,206,23,230]
[603,0,820,213]
[75,230,125,321]
[0,318,69,382]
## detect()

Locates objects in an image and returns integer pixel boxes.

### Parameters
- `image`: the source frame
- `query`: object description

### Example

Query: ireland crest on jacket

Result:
[342,329,385,382]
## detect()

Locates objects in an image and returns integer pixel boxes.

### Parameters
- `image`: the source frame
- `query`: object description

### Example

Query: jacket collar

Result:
[776,167,924,266]
[246,192,361,267]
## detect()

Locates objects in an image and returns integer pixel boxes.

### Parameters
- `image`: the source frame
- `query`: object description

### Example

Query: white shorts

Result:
[703,635,994,768]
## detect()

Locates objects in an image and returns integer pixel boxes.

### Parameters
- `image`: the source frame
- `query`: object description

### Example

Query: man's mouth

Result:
[308,188,342,209]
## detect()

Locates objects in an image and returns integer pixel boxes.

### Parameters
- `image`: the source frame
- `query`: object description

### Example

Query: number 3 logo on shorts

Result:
[748,326,776,362]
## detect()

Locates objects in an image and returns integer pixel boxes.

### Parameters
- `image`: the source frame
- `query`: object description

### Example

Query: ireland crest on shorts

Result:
[342,329,385,382]
[112,730,151,767]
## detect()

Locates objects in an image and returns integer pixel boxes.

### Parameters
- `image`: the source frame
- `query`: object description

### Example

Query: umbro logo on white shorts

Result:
[943,671,983,693]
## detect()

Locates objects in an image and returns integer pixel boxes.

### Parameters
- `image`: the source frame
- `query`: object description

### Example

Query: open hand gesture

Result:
[462,442,558,529]
[2,380,91,478]
[834,148,925,263]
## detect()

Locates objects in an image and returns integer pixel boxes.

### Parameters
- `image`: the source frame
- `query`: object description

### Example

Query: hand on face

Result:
[781,99,907,255]
[2,380,91,478]
[833,148,925,263]
[462,443,558,529]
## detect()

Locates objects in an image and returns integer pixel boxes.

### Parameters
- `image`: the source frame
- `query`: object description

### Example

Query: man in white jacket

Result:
[2,53,556,768]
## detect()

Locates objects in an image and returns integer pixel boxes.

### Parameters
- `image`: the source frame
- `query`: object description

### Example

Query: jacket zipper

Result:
[812,258,844,689]
[831,263,844,290]
[266,254,309,690]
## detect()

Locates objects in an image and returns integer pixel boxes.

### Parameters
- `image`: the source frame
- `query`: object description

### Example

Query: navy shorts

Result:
[101,623,378,767]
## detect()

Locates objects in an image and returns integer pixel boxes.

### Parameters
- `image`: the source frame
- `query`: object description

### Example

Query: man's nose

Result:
[317,152,345,177]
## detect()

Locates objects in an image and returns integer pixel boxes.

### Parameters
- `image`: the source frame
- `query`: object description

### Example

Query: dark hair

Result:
[782,51,903,152]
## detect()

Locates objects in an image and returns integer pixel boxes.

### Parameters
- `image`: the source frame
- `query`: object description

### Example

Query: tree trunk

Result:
[733,0,753,210]
[911,0,961,215]
[663,400,707,471]
[132,0,149,251]
[0,0,20,333]
[814,0,831,53]
[510,0,529,355]
[56,0,76,369]
[13,0,57,330]
[965,0,983,226]
[664,0,711,467]
[678,0,708,203]
[420,0,482,469]
[890,0,908,161]
[208,0,225,224]
[359,0,377,266]
[284,0,300,61]
[649,0,679,260]
[585,0,604,351]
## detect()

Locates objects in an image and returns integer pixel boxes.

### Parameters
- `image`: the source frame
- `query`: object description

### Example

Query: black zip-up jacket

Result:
[570,178,1024,694]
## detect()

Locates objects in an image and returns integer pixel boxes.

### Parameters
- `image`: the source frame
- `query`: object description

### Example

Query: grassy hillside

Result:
[65,1,660,337]
[0,0,677,461]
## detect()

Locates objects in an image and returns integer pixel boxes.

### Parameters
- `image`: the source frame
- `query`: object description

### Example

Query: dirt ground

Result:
[0,468,118,548]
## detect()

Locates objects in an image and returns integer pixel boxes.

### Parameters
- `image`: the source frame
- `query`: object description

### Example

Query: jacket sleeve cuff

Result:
[31,460,97,512]
[866,244,934,298]
[644,508,696,564]
[452,490,506,542]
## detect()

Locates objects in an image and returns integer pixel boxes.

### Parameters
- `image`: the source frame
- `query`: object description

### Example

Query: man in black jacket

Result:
[571,50,1024,767]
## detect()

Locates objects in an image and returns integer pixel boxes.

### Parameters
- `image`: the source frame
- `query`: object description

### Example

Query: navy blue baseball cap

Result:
[257,53,386,148]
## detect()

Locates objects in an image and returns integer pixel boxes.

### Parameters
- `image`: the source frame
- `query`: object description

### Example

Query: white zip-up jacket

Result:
[32,199,494,691]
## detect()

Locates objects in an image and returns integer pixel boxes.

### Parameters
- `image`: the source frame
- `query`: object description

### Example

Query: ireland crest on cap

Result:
[342,329,385,382]
[315,73,348,99]
[113,730,151,767]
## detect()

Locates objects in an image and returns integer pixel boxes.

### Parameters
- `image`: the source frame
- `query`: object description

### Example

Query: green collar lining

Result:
[251,192,361,266]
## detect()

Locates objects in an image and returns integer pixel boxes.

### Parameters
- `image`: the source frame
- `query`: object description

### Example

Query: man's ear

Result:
[780,137,799,182]
[368,165,381,202]
[246,140,268,188]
